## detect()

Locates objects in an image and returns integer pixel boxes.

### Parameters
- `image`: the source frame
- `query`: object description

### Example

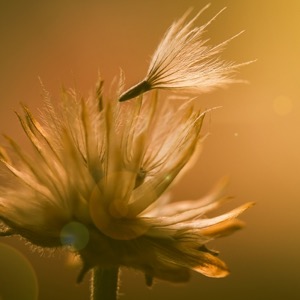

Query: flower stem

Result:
[91,267,119,300]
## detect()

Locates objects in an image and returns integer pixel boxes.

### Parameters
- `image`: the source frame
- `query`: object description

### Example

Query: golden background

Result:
[0,0,299,299]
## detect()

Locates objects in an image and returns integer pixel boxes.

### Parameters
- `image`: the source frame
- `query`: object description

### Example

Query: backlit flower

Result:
[0,5,253,286]
[0,81,252,284]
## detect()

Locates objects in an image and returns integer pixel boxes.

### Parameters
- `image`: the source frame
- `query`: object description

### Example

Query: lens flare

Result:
[60,222,90,251]
[0,243,38,300]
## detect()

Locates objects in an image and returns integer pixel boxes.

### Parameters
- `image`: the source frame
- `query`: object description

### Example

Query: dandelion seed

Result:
[119,4,252,102]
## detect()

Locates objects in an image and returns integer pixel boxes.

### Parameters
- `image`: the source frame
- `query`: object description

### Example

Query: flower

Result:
[0,5,253,286]
[0,79,253,284]
[119,4,253,102]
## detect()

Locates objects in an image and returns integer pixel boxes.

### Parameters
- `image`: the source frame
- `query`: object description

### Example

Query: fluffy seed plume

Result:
[119,4,251,102]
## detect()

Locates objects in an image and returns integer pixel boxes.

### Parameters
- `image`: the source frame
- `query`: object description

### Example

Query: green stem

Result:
[91,267,119,300]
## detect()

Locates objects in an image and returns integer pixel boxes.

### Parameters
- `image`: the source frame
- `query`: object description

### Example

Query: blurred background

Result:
[0,0,299,299]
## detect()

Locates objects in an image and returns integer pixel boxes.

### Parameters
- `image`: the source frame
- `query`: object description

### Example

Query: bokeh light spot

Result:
[60,221,89,251]
[0,243,38,300]
[273,95,293,116]
[165,174,173,181]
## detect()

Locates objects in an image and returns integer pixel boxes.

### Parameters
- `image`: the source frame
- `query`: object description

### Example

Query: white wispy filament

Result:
[119,4,251,102]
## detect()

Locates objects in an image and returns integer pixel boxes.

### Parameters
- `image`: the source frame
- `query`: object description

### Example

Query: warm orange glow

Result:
[0,1,299,299]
